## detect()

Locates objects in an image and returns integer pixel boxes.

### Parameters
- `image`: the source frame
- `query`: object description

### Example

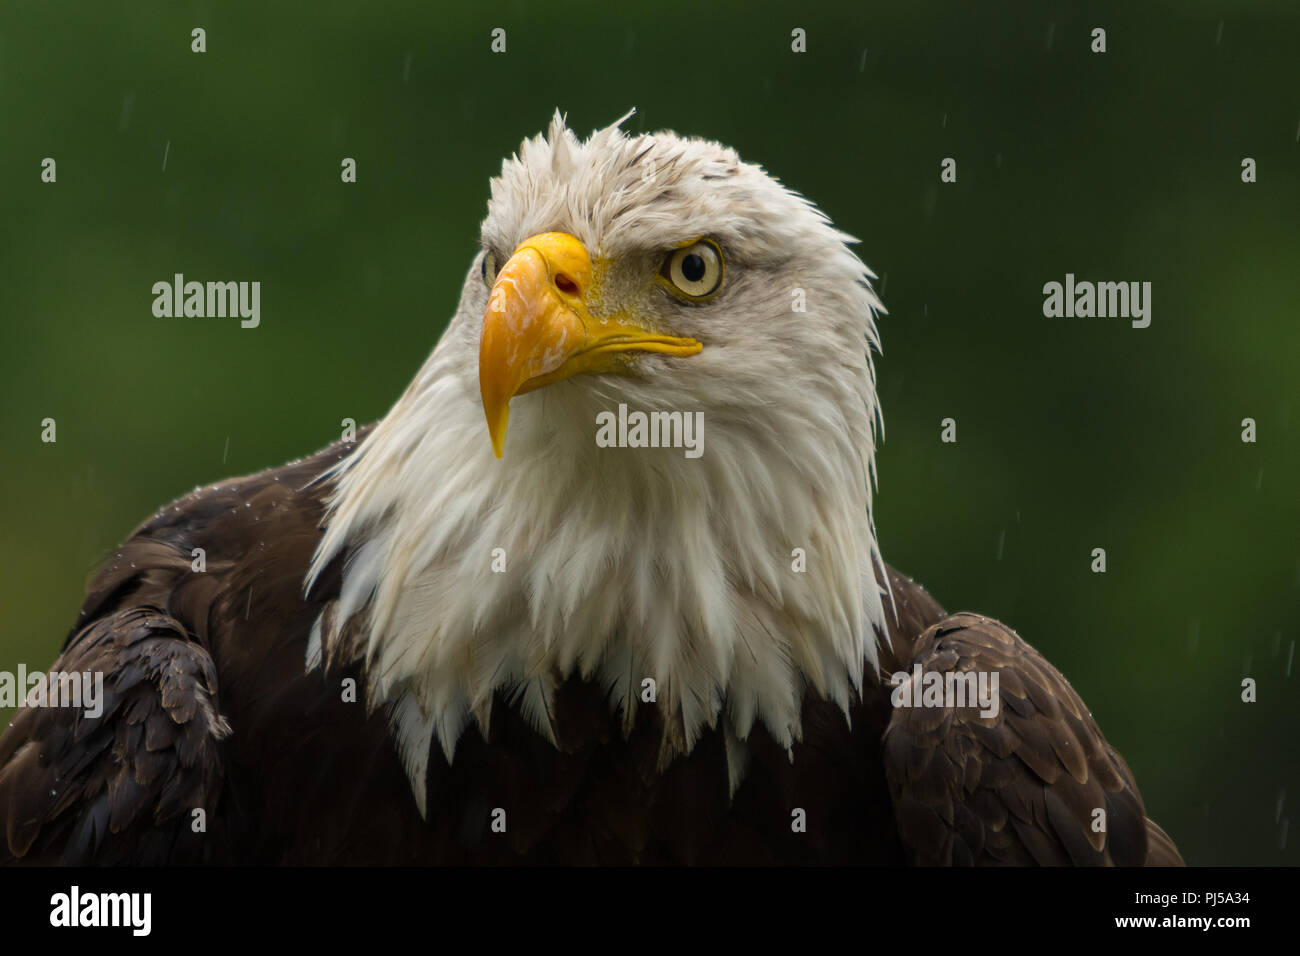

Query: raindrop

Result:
[1277,788,1287,823]
[1215,20,1223,45]
[1044,23,1055,51]
[161,139,170,172]
[402,52,412,83]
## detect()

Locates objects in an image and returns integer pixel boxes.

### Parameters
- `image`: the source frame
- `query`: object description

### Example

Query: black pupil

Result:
[680,252,707,283]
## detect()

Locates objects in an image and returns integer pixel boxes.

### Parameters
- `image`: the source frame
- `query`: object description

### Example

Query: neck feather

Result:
[307,321,888,813]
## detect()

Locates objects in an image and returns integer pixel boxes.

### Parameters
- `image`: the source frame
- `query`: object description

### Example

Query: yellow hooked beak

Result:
[478,231,702,458]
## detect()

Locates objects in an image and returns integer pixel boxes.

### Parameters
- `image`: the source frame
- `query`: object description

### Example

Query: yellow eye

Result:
[662,240,723,298]
[481,250,500,287]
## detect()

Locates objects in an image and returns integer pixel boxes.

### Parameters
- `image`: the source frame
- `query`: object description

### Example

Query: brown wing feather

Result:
[0,607,229,864]
[882,612,1183,866]
[0,432,366,865]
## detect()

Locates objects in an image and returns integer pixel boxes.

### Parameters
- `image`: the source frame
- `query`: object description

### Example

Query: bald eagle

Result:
[0,112,1181,866]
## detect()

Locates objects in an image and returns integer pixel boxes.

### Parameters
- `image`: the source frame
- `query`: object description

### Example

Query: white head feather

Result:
[307,110,890,812]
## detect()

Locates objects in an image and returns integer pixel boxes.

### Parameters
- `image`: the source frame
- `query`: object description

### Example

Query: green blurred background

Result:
[1,0,1296,865]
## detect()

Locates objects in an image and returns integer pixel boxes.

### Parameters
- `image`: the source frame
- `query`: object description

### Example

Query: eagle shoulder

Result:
[1,430,369,864]
[880,611,1183,866]
[0,607,228,864]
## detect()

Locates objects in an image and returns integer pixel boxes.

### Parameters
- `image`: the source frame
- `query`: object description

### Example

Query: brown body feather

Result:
[0,433,1181,865]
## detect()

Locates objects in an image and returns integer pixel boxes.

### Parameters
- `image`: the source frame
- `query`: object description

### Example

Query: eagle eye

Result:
[662,240,723,299]
[481,250,500,286]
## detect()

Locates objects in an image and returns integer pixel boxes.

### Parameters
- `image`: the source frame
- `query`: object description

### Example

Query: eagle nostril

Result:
[554,273,579,296]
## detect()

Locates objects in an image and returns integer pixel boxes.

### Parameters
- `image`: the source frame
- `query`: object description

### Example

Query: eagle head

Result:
[308,110,890,811]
